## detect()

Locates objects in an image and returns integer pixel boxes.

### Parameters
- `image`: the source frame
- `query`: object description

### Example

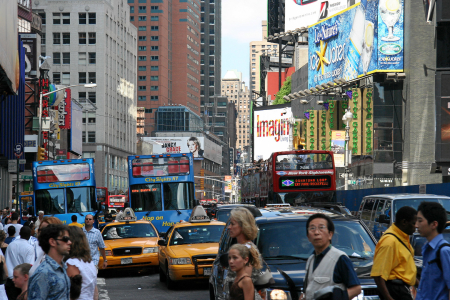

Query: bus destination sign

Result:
[279,176,332,189]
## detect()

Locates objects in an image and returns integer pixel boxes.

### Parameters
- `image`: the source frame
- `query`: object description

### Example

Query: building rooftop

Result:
[223,69,242,81]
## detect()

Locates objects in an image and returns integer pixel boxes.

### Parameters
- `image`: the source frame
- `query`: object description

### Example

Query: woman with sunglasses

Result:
[65,226,97,300]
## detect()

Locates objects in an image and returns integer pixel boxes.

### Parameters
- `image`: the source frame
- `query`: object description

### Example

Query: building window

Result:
[138,16,147,21]
[130,16,135,22]
[151,36,159,41]
[138,26,146,31]
[151,96,159,101]
[82,132,86,142]
[151,46,158,51]
[79,13,86,24]
[53,53,61,64]
[151,6,159,11]
[79,73,86,84]
[151,76,159,81]
[151,16,159,21]
[151,26,159,31]
[138,66,146,71]
[138,6,146,13]
[88,72,96,83]
[88,33,96,44]
[62,53,70,64]
[151,66,159,71]
[62,33,70,44]
[88,131,96,143]
[139,76,146,81]
[139,0,147,2]
[150,86,158,91]
[139,36,146,41]
[79,33,86,44]
[128,0,134,2]
[53,33,61,44]
[61,13,70,24]
[130,6,134,13]
[138,56,146,61]
[53,72,61,83]
[88,92,96,103]
[138,86,146,91]
[38,12,46,25]
[138,96,146,101]
[150,56,159,61]
[89,13,96,24]
[41,33,46,45]
[78,53,86,64]
[53,13,61,25]
[138,46,147,51]
[79,92,86,100]
[88,53,96,64]
[62,72,70,85]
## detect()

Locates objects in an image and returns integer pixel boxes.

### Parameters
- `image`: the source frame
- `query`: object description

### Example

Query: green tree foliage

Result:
[272,76,292,105]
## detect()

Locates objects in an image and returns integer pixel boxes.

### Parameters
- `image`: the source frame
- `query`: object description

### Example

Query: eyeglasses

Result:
[85,219,93,221]
[269,247,279,250]
[56,236,71,243]
[308,226,328,232]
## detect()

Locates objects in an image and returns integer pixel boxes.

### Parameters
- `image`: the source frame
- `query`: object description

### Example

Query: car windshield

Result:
[257,220,376,262]
[394,199,450,221]
[102,223,157,240]
[169,225,225,245]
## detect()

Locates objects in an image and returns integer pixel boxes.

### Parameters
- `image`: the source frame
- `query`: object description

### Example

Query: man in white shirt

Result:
[5,226,34,299]
[4,212,23,237]
[35,211,44,235]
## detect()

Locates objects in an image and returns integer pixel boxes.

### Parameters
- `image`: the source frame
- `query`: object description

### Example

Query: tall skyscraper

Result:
[35,0,138,192]
[128,0,201,136]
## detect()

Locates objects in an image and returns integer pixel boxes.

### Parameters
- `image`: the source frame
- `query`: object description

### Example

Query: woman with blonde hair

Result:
[13,263,31,300]
[65,226,97,300]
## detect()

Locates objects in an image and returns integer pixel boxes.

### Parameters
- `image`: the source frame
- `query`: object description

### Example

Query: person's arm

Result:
[28,272,49,300]
[347,285,362,299]
[66,264,81,277]
[1,255,7,281]
[240,277,255,300]
[100,248,107,269]
[373,277,394,300]
[334,255,362,300]
[97,231,108,269]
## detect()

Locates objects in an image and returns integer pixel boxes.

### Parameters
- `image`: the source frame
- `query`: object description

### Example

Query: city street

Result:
[97,269,209,300]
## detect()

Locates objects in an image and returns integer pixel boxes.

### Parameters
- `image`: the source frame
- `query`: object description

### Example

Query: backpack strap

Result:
[384,233,412,254]
[428,243,450,272]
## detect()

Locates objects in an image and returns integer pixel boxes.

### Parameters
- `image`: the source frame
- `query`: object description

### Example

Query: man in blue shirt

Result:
[28,224,71,300]
[415,202,450,300]
[83,214,107,269]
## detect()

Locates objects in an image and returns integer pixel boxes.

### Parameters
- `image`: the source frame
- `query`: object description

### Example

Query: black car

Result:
[305,202,352,216]
[209,208,381,300]
[214,204,262,223]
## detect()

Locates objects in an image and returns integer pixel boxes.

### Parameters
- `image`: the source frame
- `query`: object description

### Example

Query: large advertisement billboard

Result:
[253,107,293,160]
[308,0,404,88]
[285,0,361,30]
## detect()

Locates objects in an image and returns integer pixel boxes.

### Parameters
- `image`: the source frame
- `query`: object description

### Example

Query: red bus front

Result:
[96,187,108,206]
[108,195,127,209]
[267,150,336,205]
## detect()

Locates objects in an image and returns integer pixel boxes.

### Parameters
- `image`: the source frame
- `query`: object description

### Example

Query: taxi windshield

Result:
[102,223,157,240]
[257,220,375,263]
[169,225,224,246]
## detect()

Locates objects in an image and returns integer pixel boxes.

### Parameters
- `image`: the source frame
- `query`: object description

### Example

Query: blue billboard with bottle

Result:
[308,0,404,88]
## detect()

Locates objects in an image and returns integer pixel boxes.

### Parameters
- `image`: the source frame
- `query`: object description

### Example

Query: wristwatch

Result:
[104,260,108,262]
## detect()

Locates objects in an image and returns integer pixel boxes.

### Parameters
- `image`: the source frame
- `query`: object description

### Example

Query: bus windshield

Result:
[275,153,333,171]
[130,182,194,212]
[35,187,97,214]
[132,157,190,177]
[37,163,90,182]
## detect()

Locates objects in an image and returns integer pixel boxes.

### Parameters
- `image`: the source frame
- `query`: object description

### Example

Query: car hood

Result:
[104,237,158,249]
[169,243,219,257]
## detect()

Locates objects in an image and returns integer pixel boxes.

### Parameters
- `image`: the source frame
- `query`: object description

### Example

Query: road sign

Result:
[14,143,23,156]
[339,173,353,178]
[19,159,26,164]
[21,175,33,180]
[8,160,17,173]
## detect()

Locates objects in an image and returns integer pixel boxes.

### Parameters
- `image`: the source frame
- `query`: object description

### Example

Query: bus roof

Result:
[33,158,94,167]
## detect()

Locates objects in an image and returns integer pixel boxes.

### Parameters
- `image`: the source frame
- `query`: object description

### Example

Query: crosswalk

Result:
[97,278,110,300]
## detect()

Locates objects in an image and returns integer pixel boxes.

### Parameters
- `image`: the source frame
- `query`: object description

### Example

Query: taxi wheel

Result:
[159,264,166,282]
[165,262,175,290]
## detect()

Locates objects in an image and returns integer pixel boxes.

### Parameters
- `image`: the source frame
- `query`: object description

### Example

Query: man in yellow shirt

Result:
[371,206,417,300]
[68,215,84,228]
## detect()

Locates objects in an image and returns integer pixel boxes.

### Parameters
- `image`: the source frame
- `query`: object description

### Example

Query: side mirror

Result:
[378,214,390,224]
[158,239,167,246]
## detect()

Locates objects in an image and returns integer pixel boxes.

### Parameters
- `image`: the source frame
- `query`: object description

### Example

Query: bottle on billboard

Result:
[361,20,374,74]
[343,5,366,81]
[379,0,401,41]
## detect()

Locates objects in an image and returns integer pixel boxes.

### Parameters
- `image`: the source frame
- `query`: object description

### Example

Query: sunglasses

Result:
[55,236,71,243]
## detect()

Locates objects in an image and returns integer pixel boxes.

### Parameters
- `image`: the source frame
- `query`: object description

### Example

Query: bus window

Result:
[35,189,65,215]
[130,184,162,211]
[163,182,194,210]
[67,187,97,213]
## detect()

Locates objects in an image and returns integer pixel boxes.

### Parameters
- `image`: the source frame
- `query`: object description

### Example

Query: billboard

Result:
[253,107,293,160]
[143,136,222,165]
[58,89,71,129]
[308,0,404,88]
[0,1,18,94]
[285,0,361,30]
[70,94,83,156]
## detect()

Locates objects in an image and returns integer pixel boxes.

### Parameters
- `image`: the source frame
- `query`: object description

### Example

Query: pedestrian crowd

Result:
[0,208,106,300]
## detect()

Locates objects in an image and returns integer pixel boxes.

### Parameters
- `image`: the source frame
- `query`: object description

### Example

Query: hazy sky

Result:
[221,0,267,86]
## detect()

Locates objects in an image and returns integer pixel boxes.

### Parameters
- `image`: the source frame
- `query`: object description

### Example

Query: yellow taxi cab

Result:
[158,206,226,289]
[99,208,159,271]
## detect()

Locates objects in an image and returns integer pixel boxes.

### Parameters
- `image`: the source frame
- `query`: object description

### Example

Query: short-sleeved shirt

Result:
[69,222,84,228]
[28,255,70,300]
[83,226,105,266]
[4,223,23,237]
[370,224,416,286]
[311,246,360,288]
[416,234,450,300]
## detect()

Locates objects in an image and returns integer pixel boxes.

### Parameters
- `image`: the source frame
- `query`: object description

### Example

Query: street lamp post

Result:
[342,108,353,190]
[38,83,97,147]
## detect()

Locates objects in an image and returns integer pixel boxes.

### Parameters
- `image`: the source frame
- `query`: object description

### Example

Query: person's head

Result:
[66,226,92,263]
[0,231,6,243]
[84,214,95,228]
[13,263,31,290]
[71,215,77,223]
[19,226,31,241]
[306,213,335,252]
[228,243,261,272]
[11,212,19,221]
[187,137,201,153]
[394,206,417,235]
[228,207,258,241]
[39,216,63,235]
[7,225,16,237]
[38,224,71,255]
[416,201,447,237]
[24,221,36,237]
[2,209,7,216]
[38,211,44,219]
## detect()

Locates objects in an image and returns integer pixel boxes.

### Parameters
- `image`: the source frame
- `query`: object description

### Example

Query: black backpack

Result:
[428,243,450,272]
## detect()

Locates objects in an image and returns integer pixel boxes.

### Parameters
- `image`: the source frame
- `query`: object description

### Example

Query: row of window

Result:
[138,55,159,61]
[138,96,159,101]
[46,32,96,45]
[82,131,96,143]
[130,5,160,14]
[138,76,159,81]
[138,46,158,51]
[53,52,96,65]
[138,66,159,71]
[52,72,96,85]
[138,25,159,31]
[138,85,159,91]
[39,12,96,25]
[130,15,159,22]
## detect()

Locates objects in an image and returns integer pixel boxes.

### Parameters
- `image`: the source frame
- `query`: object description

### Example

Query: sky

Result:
[221,0,267,86]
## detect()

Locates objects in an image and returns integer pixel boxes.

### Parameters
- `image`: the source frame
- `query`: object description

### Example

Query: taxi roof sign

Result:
[118,207,137,222]
[188,206,211,223]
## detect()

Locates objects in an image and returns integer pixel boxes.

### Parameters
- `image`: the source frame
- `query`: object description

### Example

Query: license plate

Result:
[203,267,212,276]
[121,258,132,265]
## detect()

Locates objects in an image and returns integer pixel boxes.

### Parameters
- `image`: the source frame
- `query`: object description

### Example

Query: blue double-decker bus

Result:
[127,153,196,233]
[32,158,99,225]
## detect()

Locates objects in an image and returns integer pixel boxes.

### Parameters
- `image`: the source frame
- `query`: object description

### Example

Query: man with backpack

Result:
[415,201,450,300]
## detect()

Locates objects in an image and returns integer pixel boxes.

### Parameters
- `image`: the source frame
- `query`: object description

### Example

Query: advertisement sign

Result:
[24,135,38,152]
[285,0,360,30]
[308,0,404,88]
[70,98,82,156]
[19,34,38,77]
[331,130,345,167]
[253,107,293,160]
[0,1,18,93]
[224,176,232,193]
[58,89,71,129]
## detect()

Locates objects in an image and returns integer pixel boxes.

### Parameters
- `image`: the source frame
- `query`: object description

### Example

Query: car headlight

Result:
[169,257,192,265]
[143,247,158,253]
[269,289,290,300]
[105,250,112,256]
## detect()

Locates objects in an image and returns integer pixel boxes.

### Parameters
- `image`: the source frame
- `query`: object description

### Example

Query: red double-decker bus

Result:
[242,150,336,207]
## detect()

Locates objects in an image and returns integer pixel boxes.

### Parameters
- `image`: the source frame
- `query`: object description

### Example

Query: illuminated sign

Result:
[279,176,332,189]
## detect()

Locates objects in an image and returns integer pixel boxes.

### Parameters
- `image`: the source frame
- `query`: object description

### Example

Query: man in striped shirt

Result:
[82,214,107,269]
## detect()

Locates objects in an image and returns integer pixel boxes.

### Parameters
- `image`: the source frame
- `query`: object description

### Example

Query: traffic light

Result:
[37,146,46,161]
